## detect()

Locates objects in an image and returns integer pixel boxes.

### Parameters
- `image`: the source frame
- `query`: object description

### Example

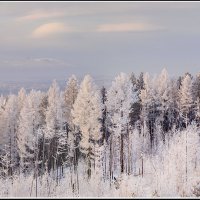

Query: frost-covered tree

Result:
[130,72,137,86]
[140,69,176,147]
[140,72,155,146]
[99,86,110,181]
[99,86,109,143]
[72,74,102,179]
[45,80,63,138]
[136,72,145,91]
[153,68,171,142]
[155,69,170,114]
[17,90,43,170]
[0,95,8,151]
[192,73,200,101]
[61,75,80,190]
[3,95,19,175]
[63,75,79,127]
[130,72,144,131]
[178,74,195,193]
[179,74,194,127]
[106,72,138,176]
[38,92,48,128]
[45,80,64,173]
[17,88,26,112]
[129,73,142,128]
[192,73,200,122]
[168,78,180,127]
[63,75,79,162]
[161,123,200,195]
[140,72,153,122]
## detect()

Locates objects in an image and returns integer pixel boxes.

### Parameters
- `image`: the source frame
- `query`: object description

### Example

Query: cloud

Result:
[96,22,162,32]
[17,10,65,21]
[33,57,64,64]
[31,22,71,38]
[1,57,66,68]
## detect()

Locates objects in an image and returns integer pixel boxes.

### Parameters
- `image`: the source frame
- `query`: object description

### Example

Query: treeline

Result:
[0,68,199,194]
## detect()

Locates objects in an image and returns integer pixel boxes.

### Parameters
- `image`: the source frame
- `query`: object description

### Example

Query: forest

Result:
[0,68,200,197]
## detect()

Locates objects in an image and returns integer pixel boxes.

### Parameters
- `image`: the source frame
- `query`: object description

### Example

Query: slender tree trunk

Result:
[35,131,39,197]
[73,128,79,195]
[9,133,12,177]
[109,134,113,184]
[87,147,91,180]
[120,133,124,174]
[94,144,96,171]
[141,156,144,178]
[127,124,130,175]
[70,163,73,194]
[42,133,45,175]
[55,140,59,185]
[185,113,188,185]
[104,141,107,181]
[142,119,145,178]
[76,164,79,195]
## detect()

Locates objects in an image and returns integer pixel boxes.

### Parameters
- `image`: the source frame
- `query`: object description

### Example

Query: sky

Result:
[1,1,200,82]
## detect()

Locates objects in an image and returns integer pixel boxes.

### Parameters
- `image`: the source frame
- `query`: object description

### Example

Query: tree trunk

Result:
[127,124,130,175]
[87,148,91,179]
[109,134,113,184]
[120,134,124,174]
[42,133,45,175]
[35,132,39,197]
[185,116,188,185]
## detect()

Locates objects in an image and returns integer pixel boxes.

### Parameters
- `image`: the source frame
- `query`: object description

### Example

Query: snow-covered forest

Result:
[0,68,200,197]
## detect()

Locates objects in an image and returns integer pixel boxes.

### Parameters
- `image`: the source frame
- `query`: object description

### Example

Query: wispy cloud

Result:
[1,57,66,67]
[96,22,163,32]
[16,10,65,21]
[31,22,71,38]
[33,57,64,64]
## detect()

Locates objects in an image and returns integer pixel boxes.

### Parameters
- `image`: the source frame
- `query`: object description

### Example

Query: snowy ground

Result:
[0,170,199,198]
[1,124,200,198]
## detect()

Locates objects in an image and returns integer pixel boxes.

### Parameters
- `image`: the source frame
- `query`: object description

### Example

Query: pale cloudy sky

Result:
[0,1,200,82]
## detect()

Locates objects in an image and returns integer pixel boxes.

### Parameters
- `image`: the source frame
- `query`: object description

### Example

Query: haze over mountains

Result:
[0,75,113,95]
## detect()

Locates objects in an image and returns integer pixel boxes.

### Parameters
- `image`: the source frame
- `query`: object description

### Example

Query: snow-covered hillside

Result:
[0,69,200,197]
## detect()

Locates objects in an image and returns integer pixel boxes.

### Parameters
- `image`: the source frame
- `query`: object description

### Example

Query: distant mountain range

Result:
[0,76,113,95]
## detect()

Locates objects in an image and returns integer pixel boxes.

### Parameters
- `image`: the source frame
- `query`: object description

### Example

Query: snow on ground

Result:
[0,134,200,198]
